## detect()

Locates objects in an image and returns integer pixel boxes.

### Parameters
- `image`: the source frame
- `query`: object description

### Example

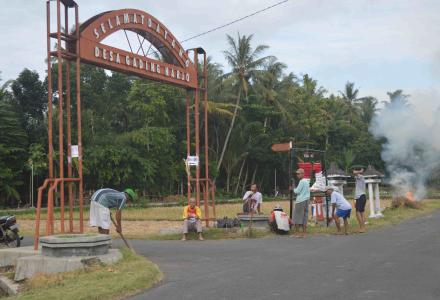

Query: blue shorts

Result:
[336,209,351,218]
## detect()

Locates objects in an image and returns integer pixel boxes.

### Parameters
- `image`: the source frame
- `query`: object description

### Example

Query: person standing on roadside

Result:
[292,168,310,238]
[353,168,367,233]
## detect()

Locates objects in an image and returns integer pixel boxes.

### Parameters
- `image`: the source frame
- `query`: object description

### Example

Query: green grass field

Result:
[3,199,440,239]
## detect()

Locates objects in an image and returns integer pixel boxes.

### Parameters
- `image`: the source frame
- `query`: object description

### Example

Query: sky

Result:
[0,0,439,101]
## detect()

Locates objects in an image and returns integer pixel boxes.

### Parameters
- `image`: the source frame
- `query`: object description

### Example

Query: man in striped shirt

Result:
[89,188,136,234]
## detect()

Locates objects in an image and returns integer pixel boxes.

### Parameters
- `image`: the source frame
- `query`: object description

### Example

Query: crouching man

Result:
[268,205,292,234]
[89,188,136,234]
[325,186,352,235]
[182,198,204,241]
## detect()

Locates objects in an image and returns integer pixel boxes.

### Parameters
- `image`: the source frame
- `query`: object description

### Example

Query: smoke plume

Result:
[370,90,440,200]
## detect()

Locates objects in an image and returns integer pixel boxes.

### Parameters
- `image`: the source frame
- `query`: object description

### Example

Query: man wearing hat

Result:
[325,186,352,235]
[292,168,310,238]
[268,204,292,234]
[89,188,136,234]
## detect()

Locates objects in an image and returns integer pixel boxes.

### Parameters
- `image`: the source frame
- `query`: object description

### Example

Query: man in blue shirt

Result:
[292,168,310,238]
[89,188,136,234]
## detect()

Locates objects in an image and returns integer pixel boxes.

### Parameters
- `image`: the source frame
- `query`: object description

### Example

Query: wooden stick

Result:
[248,200,255,237]
[110,214,136,254]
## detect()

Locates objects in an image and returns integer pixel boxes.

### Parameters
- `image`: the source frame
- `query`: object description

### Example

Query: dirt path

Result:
[20,220,182,238]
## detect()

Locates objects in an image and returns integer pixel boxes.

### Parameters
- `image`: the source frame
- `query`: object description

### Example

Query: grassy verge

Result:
[151,200,440,239]
[306,199,440,235]
[12,248,162,300]
[149,227,269,240]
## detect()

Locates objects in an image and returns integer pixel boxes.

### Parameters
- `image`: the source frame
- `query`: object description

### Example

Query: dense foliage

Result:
[0,34,400,206]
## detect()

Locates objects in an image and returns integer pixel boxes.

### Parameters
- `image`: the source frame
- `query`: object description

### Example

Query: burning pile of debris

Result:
[391,191,421,210]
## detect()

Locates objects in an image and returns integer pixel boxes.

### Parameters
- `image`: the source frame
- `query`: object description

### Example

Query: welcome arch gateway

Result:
[35,0,215,249]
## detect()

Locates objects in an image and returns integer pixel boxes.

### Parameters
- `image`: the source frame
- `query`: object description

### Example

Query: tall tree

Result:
[216,33,272,176]
[339,81,360,124]
[11,69,46,144]
[254,57,287,128]
[358,96,378,124]
[386,89,409,107]
[0,100,27,205]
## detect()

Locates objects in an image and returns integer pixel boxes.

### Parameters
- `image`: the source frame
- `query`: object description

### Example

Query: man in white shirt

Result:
[325,186,352,235]
[242,184,263,214]
[353,168,367,233]
[268,204,292,234]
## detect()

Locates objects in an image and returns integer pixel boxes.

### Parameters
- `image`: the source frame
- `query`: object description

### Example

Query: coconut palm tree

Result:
[215,33,272,175]
[339,81,360,124]
[385,89,409,107]
[254,57,287,128]
[357,96,378,124]
[340,148,356,173]
[340,81,359,103]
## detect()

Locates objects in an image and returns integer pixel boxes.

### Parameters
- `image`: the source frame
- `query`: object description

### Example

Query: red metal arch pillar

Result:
[186,48,212,227]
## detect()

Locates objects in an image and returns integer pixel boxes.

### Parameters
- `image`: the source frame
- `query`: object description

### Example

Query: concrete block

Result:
[14,249,122,281]
[0,246,40,267]
[237,214,270,229]
[0,275,19,295]
[40,234,112,257]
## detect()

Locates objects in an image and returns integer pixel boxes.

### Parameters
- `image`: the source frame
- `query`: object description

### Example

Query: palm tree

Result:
[357,96,378,124]
[385,89,409,107]
[215,33,272,175]
[290,74,327,142]
[339,81,359,123]
[340,148,356,173]
[339,81,359,103]
[254,57,287,128]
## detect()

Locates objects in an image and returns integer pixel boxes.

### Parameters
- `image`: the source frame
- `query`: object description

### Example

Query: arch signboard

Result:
[75,9,198,88]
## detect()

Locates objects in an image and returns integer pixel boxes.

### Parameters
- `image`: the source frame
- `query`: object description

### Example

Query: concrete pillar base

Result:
[14,249,122,281]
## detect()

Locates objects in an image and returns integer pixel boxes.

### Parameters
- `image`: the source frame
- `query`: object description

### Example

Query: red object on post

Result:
[313,162,322,173]
[314,197,325,221]
[298,162,312,179]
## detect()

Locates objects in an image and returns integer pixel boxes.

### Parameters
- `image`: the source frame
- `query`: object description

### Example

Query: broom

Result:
[110,213,136,254]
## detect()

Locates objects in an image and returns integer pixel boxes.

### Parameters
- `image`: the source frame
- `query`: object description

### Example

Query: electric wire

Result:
[140,0,290,57]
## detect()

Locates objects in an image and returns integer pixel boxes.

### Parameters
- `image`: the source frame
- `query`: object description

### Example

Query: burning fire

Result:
[391,190,421,209]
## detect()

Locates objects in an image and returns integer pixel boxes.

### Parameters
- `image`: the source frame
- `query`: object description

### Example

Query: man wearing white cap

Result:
[325,186,352,235]
[292,168,310,238]
[268,204,292,234]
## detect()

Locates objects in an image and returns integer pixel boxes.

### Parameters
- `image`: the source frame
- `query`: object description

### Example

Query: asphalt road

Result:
[129,211,440,300]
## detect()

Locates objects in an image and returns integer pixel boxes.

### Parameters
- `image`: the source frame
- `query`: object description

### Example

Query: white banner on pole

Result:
[187,156,199,166]
[71,145,79,158]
